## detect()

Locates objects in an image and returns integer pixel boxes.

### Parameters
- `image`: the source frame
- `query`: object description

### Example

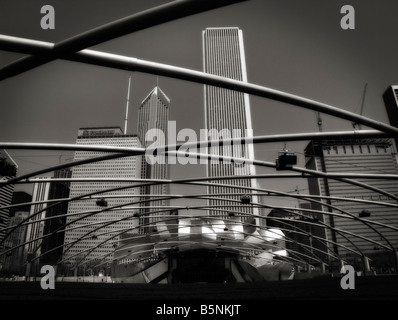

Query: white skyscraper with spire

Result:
[137,86,170,233]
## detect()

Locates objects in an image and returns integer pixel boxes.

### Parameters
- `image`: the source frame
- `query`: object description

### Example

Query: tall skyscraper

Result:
[267,202,328,271]
[137,86,170,233]
[3,211,29,275]
[2,191,31,275]
[305,138,398,273]
[9,191,32,217]
[383,85,398,148]
[62,127,142,274]
[203,27,259,221]
[23,169,71,276]
[24,177,51,276]
[39,169,71,268]
[0,149,17,272]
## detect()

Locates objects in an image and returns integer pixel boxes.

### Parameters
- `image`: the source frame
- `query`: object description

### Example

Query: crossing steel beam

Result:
[0,0,247,80]
[1,35,398,137]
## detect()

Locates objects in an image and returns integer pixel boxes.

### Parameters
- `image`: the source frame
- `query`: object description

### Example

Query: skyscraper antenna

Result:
[124,73,132,134]
[352,83,368,130]
[317,112,323,132]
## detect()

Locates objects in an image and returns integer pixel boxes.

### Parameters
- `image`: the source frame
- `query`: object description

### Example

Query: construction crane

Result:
[315,83,368,132]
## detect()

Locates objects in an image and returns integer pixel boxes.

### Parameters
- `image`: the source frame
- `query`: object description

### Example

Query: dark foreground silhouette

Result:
[1,275,397,300]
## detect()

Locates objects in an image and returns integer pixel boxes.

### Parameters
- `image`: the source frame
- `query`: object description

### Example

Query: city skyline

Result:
[1,1,398,302]
[1,0,398,211]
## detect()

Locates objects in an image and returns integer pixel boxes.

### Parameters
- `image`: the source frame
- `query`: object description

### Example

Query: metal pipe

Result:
[3,161,397,248]
[2,187,398,218]
[3,166,397,249]
[60,214,336,268]
[1,152,133,186]
[166,150,398,201]
[32,197,380,263]
[1,34,398,136]
[7,200,382,270]
[2,141,398,199]
[4,171,398,185]
[71,51,398,137]
[0,0,247,80]
[37,214,338,268]
[0,129,389,154]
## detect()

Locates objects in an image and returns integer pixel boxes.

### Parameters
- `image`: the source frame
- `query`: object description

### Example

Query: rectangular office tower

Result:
[62,128,142,275]
[137,86,170,233]
[203,27,259,221]
[24,178,50,277]
[383,85,398,148]
[0,149,17,271]
[305,139,398,273]
[2,192,31,275]
[24,169,71,277]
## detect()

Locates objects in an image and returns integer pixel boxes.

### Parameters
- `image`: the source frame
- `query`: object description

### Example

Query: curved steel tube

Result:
[1,34,398,136]
[0,0,246,80]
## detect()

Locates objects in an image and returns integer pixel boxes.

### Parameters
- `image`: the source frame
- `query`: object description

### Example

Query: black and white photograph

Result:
[1,0,398,314]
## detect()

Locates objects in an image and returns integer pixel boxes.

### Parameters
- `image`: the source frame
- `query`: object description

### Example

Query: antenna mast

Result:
[317,112,323,132]
[352,83,368,130]
[124,74,132,135]
[358,83,368,130]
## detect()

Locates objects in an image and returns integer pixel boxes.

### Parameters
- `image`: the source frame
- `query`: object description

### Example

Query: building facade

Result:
[305,138,398,273]
[62,127,142,275]
[0,149,17,273]
[137,87,170,233]
[24,178,51,276]
[203,27,259,221]
[267,203,328,271]
[1,192,31,275]
[383,85,398,148]
[2,211,29,275]
[39,169,71,268]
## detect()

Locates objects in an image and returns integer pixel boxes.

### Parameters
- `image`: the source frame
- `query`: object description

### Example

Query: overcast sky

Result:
[1,0,398,209]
